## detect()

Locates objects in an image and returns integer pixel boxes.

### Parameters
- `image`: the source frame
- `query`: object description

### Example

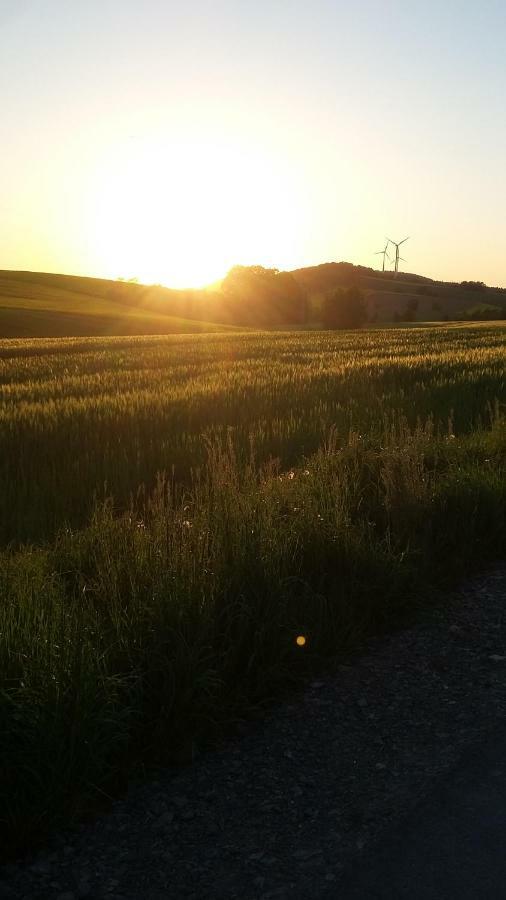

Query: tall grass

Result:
[0,323,505,857]
[2,412,506,857]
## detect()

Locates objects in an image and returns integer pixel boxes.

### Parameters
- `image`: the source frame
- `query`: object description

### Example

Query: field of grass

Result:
[1,322,505,857]
[0,271,232,337]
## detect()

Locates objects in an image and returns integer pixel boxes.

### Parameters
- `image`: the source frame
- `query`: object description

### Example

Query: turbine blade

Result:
[399,237,410,245]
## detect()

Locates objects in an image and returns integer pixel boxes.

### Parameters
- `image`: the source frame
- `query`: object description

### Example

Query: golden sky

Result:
[1,1,506,288]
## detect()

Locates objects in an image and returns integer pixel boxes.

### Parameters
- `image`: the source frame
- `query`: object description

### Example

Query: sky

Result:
[1,0,506,288]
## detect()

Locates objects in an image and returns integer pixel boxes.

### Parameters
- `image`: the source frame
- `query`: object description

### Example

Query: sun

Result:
[89,133,306,288]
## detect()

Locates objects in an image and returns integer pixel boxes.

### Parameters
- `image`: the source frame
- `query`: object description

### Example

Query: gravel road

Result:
[338,727,506,898]
[2,567,505,900]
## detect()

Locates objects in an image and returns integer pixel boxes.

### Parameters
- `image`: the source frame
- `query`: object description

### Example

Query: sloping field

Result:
[3,266,506,336]
[0,271,235,337]
[291,263,506,322]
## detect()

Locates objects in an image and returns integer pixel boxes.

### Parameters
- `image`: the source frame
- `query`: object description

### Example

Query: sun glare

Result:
[90,134,305,288]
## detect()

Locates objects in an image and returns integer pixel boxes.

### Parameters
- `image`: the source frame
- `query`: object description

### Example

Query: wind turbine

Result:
[387,237,409,276]
[374,241,391,272]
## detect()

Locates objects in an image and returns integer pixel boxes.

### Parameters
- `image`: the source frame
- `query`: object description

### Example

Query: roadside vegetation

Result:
[1,322,505,858]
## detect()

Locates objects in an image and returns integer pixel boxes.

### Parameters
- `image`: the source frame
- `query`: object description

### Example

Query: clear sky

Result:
[1,0,506,288]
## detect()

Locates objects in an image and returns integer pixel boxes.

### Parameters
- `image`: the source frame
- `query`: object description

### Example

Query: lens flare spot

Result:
[296,635,306,647]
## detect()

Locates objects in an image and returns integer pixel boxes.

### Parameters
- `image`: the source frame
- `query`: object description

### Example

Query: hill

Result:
[1,263,505,337]
[289,262,506,323]
[0,271,236,338]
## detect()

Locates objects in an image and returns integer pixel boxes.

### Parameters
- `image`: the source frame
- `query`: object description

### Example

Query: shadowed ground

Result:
[337,730,506,899]
[2,569,505,899]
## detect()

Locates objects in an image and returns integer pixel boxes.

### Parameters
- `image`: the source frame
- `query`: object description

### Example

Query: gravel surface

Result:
[2,567,506,900]
[337,728,506,898]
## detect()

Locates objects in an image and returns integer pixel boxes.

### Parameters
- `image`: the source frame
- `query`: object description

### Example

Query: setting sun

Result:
[89,133,308,288]
[2,0,506,884]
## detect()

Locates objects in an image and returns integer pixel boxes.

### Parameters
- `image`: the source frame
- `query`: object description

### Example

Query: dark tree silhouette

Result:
[322,287,367,329]
[461,281,486,292]
[221,265,307,326]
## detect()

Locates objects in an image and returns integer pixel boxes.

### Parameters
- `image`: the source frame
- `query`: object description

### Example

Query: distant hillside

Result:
[1,263,505,338]
[0,271,237,338]
[289,262,506,323]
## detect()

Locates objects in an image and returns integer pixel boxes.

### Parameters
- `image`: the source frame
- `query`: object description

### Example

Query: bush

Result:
[467,304,504,321]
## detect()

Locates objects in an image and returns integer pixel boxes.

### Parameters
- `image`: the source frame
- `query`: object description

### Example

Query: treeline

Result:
[4,263,505,333]
[107,266,307,327]
[104,263,506,330]
[219,266,307,326]
[458,303,506,321]
[108,266,373,329]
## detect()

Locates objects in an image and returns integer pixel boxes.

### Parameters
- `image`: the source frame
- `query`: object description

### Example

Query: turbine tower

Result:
[374,241,391,272]
[387,237,409,276]
[374,241,392,272]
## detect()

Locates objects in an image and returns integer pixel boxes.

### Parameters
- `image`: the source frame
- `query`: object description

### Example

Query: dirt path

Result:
[2,568,505,900]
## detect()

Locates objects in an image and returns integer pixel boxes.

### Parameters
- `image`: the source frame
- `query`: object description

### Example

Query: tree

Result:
[394,297,419,323]
[322,287,367,330]
[461,281,486,292]
[403,297,419,322]
[220,265,308,326]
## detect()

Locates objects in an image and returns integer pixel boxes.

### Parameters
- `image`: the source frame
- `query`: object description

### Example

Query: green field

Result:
[0,270,233,337]
[1,322,505,856]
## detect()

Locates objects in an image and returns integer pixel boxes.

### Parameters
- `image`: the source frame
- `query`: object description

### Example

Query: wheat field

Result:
[1,323,504,544]
[1,322,505,856]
